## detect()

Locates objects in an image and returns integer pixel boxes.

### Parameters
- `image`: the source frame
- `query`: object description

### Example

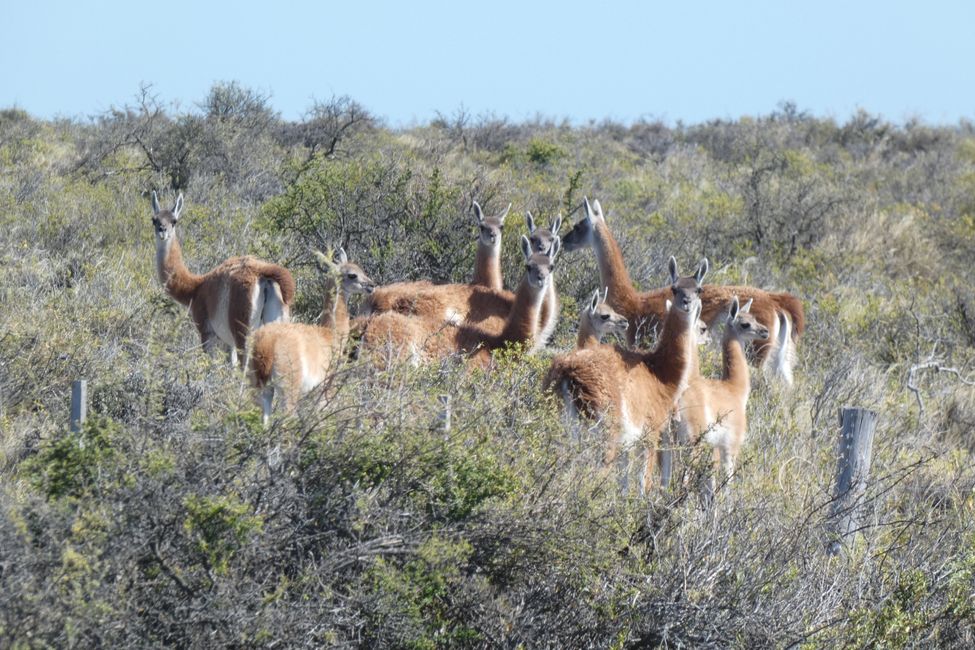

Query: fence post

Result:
[438,395,452,434]
[827,406,878,555]
[70,379,88,433]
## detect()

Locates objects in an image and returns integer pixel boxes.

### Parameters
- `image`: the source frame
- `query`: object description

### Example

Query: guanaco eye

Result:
[347,273,357,280]
[742,322,751,329]
[600,314,610,321]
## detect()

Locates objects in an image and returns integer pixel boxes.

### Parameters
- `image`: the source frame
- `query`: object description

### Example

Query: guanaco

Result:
[576,287,629,350]
[561,197,803,385]
[248,249,375,426]
[151,191,295,367]
[547,256,706,493]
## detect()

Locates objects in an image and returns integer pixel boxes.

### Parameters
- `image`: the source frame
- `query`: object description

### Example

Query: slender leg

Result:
[261,387,273,427]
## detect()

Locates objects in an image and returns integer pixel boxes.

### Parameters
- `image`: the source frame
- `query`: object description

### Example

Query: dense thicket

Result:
[1,86,974,647]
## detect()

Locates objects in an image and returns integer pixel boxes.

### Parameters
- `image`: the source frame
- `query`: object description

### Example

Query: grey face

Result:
[340,262,376,295]
[560,217,593,253]
[728,298,769,341]
[526,212,563,254]
[521,235,561,289]
[588,290,629,336]
[150,191,183,242]
[473,201,510,248]
[667,256,707,315]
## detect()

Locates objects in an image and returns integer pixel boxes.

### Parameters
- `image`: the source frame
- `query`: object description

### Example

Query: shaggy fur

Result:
[561,197,804,384]
[151,192,295,367]
[546,257,705,493]
[248,251,374,426]
[676,297,770,488]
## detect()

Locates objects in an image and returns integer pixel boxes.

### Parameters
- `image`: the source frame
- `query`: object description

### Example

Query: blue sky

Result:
[2,0,973,126]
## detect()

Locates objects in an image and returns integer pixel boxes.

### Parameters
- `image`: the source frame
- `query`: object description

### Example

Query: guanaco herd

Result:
[151,191,805,493]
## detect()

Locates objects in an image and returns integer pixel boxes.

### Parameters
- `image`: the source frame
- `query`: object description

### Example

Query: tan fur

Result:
[248,252,374,425]
[562,198,804,379]
[359,236,559,367]
[677,297,769,484]
[151,192,295,367]
[547,258,704,493]
[576,287,628,350]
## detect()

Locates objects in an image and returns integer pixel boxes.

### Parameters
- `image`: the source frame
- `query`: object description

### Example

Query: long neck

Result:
[497,276,546,347]
[576,314,600,349]
[155,235,202,305]
[472,241,503,290]
[319,277,350,344]
[644,308,694,392]
[592,221,640,311]
[721,329,750,393]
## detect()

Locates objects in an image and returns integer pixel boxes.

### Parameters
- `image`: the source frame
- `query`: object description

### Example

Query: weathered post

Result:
[70,379,88,433]
[438,394,452,434]
[827,406,878,555]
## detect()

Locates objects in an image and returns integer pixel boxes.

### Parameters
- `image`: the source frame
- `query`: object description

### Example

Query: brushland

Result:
[1,86,975,646]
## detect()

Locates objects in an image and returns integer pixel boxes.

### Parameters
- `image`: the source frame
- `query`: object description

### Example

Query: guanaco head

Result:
[473,200,510,248]
[561,196,604,252]
[314,248,376,295]
[526,211,564,254]
[726,296,769,341]
[587,287,629,338]
[150,191,183,242]
[521,235,561,290]
[667,256,707,316]
[666,298,711,344]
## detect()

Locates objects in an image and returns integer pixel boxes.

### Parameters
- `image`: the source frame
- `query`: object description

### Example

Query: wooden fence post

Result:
[70,379,88,433]
[438,395,452,434]
[827,406,878,555]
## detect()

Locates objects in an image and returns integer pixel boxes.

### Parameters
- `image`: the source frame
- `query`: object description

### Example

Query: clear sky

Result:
[2,0,973,126]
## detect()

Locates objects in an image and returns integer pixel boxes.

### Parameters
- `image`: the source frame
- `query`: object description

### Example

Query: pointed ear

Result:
[551,213,563,235]
[592,199,604,221]
[665,299,672,313]
[588,288,601,314]
[151,191,161,215]
[728,295,740,320]
[173,193,184,220]
[547,236,561,262]
[520,234,532,261]
[525,211,536,233]
[472,200,484,224]
[668,256,679,284]
[498,202,511,224]
[695,258,709,284]
[601,286,609,303]
[338,247,348,264]
[583,196,593,223]
[741,298,753,313]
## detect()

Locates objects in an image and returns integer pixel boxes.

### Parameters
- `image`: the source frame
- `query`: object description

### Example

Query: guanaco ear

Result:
[588,288,601,314]
[601,286,609,304]
[338,247,348,264]
[551,213,563,235]
[173,193,184,220]
[525,211,536,233]
[151,190,161,215]
[547,236,562,262]
[695,258,708,285]
[520,235,532,261]
[741,298,753,313]
[728,295,740,320]
[668,256,679,284]
[472,200,485,224]
[498,202,511,224]
[583,197,594,224]
[592,199,604,221]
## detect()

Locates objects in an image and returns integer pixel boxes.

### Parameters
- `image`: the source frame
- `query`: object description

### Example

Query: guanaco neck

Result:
[644,308,694,392]
[592,221,640,313]
[721,328,750,395]
[472,240,503,291]
[497,276,546,347]
[576,313,601,350]
[319,276,351,344]
[156,234,203,306]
